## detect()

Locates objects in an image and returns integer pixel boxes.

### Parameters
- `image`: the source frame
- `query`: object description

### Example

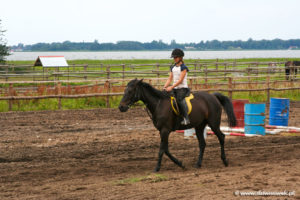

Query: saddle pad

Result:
[171,94,194,115]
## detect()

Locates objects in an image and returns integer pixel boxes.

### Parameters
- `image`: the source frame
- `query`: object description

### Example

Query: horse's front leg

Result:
[154,138,165,172]
[195,124,207,168]
[154,128,184,172]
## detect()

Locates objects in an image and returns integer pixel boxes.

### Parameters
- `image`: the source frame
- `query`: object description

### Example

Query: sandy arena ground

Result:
[0,102,300,199]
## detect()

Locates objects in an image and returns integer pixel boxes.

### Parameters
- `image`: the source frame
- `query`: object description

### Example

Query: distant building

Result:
[288,46,298,50]
[185,46,196,50]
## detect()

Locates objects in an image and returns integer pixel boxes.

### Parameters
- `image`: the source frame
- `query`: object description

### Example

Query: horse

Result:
[285,61,299,81]
[119,79,237,172]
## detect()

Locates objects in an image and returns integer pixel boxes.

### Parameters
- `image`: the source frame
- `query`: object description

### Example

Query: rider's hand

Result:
[166,86,173,92]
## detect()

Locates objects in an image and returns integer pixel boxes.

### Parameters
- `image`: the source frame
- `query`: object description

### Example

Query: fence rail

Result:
[1,61,299,81]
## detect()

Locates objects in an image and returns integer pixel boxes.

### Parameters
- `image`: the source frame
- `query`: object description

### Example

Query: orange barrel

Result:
[232,99,249,127]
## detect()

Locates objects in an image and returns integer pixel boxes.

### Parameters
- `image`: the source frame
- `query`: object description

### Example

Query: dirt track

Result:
[0,103,300,200]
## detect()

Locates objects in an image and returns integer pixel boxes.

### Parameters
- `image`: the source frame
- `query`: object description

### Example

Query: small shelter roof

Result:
[34,56,68,67]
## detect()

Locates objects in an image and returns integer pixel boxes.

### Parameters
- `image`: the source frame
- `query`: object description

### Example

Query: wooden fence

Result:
[1,75,299,111]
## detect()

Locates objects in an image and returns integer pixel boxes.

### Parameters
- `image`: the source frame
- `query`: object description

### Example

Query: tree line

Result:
[0,20,10,63]
[11,38,300,52]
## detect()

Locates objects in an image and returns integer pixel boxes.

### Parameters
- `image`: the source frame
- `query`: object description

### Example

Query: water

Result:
[7,50,300,61]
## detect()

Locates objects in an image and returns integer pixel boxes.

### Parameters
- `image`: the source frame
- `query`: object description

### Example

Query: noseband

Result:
[127,85,142,107]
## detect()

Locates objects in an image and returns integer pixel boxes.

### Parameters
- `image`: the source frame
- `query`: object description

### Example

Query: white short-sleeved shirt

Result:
[170,64,189,89]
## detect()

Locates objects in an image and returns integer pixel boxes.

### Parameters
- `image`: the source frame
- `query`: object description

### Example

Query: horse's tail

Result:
[213,92,237,127]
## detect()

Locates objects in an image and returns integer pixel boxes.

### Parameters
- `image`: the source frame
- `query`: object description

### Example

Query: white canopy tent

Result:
[34,56,68,67]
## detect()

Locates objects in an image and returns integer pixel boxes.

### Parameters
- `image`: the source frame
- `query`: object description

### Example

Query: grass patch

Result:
[0,97,120,112]
[0,88,299,112]
[7,57,300,66]
[280,132,300,136]
[113,173,168,186]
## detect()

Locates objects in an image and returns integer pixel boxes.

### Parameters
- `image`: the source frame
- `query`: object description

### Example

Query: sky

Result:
[1,0,300,45]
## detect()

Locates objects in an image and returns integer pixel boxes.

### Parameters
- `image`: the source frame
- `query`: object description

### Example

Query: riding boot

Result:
[179,99,190,125]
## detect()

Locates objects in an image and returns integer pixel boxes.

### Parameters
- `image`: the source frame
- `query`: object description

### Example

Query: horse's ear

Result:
[136,79,143,85]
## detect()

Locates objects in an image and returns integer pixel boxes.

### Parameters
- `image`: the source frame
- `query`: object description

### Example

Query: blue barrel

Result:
[244,104,266,135]
[269,98,290,126]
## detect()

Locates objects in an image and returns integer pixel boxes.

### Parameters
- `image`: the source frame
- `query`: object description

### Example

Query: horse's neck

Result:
[140,86,160,115]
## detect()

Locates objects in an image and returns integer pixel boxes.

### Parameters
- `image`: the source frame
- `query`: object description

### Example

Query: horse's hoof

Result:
[223,160,229,167]
[195,164,202,168]
[153,168,160,172]
[178,161,185,169]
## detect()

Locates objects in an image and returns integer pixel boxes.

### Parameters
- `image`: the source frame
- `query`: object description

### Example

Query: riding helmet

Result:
[171,48,184,58]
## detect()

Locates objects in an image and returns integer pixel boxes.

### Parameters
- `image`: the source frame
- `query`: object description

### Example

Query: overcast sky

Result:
[1,0,300,45]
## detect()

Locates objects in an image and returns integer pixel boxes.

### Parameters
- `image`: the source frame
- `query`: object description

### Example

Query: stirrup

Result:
[181,118,190,125]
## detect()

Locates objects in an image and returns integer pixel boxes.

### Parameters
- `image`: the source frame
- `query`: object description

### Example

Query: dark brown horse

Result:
[119,79,236,172]
[285,61,299,81]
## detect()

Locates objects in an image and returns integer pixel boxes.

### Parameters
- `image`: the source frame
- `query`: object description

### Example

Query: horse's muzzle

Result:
[118,104,129,112]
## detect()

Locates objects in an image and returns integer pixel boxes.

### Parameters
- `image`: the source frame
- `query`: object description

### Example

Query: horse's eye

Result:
[128,89,133,94]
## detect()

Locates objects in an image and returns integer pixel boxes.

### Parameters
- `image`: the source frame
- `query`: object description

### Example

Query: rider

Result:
[163,48,190,125]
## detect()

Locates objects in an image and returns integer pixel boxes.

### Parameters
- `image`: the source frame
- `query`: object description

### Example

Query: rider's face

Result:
[173,56,182,63]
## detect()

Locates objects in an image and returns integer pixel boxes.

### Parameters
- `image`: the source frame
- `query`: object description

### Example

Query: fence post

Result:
[106,80,110,108]
[205,64,208,89]
[247,65,251,96]
[106,65,110,80]
[67,65,70,81]
[121,64,125,86]
[267,76,270,103]
[156,63,160,85]
[5,65,8,82]
[84,64,88,80]
[33,65,35,81]
[57,67,60,81]
[224,63,227,80]
[189,78,193,90]
[122,64,125,79]
[8,83,13,111]
[216,59,218,70]
[57,82,62,110]
[228,77,232,100]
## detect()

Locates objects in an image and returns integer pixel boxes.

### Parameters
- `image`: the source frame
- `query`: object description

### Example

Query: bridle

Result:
[128,83,161,122]
[126,84,142,108]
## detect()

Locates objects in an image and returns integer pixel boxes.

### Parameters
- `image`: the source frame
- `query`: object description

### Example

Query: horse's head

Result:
[285,61,293,66]
[119,79,143,112]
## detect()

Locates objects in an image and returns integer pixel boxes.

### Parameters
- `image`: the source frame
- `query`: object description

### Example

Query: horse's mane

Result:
[140,81,170,99]
[285,61,293,66]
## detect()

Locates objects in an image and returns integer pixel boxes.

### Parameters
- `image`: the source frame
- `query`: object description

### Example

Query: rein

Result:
[137,84,161,122]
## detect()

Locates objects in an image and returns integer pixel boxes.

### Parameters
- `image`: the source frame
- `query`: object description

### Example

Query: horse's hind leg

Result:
[209,125,228,167]
[165,147,184,169]
[195,122,207,168]
[155,129,184,172]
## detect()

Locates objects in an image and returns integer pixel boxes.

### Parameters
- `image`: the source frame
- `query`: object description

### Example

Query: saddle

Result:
[170,93,194,116]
